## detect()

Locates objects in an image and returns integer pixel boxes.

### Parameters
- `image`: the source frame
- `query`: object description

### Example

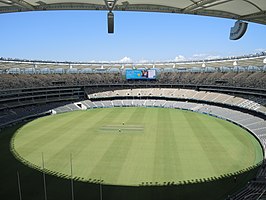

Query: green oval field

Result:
[12,107,263,186]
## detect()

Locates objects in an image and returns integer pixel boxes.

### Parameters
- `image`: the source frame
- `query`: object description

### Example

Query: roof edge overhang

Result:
[0,3,265,25]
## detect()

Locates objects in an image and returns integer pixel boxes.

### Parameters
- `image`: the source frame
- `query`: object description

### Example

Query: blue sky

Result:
[0,10,265,62]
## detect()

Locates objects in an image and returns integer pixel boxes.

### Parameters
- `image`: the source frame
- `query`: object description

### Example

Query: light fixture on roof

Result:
[107,11,114,33]
[229,20,248,40]
[104,0,118,34]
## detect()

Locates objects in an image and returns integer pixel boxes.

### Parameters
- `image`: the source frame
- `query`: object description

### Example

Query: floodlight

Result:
[108,11,114,34]
[229,20,248,40]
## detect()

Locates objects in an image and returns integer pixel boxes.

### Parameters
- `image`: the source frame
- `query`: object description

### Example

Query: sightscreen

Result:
[126,69,156,80]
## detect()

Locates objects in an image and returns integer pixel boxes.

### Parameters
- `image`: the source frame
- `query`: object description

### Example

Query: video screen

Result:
[126,69,156,80]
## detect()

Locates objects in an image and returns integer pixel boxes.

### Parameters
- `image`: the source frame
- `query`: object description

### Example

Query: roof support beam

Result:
[0,0,12,5]
[183,0,222,12]
[241,11,266,20]
[243,0,262,12]
[8,0,35,10]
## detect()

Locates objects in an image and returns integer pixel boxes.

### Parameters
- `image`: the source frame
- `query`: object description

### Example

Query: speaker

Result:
[108,12,114,34]
[229,20,248,40]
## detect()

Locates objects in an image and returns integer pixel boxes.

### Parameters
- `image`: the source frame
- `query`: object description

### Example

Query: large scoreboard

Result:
[126,69,156,80]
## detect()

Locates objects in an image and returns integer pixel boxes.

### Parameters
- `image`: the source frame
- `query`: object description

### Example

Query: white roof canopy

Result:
[0,0,265,25]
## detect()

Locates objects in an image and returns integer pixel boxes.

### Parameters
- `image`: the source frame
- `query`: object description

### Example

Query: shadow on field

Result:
[0,124,261,200]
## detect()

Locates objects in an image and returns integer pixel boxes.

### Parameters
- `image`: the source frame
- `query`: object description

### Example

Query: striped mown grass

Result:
[12,107,264,186]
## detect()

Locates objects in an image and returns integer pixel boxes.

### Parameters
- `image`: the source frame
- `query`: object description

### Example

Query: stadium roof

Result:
[0,52,265,70]
[0,0,266,25]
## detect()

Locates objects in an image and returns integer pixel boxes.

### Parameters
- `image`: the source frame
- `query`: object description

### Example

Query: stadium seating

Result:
[0,71,266,90]
[0,73,123,90]
[0,102,69,129]
[88,88,266,115]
